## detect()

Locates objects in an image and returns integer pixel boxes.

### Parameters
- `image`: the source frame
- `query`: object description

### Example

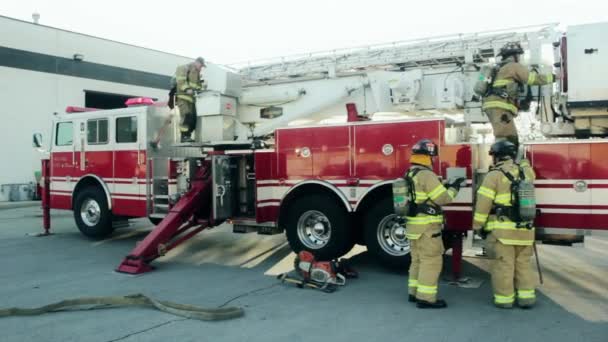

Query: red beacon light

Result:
[65,106,99,113]
[125,97,155,107]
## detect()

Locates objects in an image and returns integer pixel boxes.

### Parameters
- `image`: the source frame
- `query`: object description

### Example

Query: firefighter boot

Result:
[494,302,514,309]
[181,132,195,143]
[416,299,447,309]
[408,295,417,303]
[518,298,535,309]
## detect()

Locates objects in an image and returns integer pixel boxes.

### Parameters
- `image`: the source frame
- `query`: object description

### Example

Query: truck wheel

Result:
[149,217,163,226]
[73,187,114,239]
[285,194,352,260]
[364,196,411,268]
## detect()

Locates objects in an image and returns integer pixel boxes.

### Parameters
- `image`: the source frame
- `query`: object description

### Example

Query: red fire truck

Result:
[36,22,608,275]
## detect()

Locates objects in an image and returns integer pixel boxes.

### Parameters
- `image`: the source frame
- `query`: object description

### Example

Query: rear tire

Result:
[73,187,114,239]
[285,194,353,260]
[363,196,411,268]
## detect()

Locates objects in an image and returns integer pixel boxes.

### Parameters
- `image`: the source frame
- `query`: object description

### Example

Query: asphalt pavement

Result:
[0,206,606,342]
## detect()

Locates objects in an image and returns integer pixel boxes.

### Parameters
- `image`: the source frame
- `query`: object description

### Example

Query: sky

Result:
[2,0,608,64]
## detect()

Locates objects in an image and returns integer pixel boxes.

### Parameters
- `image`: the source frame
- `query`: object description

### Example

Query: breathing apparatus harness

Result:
[489,163,536,229]
[405,166,443,217]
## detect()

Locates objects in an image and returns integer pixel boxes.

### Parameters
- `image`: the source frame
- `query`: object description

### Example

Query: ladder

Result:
[117,162,213,274]
[231,23,558,85]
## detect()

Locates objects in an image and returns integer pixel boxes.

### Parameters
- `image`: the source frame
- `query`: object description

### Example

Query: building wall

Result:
[0,16,192,193]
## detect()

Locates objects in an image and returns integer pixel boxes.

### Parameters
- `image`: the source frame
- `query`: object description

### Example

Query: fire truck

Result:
[36,22,608,275]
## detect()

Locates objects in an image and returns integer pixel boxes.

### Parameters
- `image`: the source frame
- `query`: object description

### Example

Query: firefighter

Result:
[405,139,464,309]
[174,57,206,143]
[482,42,557,149]
[472,140,537,309]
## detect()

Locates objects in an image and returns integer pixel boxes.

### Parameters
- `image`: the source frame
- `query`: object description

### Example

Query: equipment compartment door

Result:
[212,155,235,221]
[590,142,608,230]
[530,143,591,229]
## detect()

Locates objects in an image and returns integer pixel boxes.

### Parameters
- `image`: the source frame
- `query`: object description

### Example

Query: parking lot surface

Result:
[0,206,606,342]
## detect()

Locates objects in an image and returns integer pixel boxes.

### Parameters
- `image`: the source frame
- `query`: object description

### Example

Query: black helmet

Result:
[489,140,517,160]
[195,56,206,67]
[412,139,438,156]
[497,42,524,58]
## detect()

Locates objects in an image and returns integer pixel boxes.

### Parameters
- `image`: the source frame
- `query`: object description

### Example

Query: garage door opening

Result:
[85,90,157,109]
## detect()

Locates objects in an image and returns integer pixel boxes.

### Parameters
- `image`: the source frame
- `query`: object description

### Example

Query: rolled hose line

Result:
[0,293,244,321]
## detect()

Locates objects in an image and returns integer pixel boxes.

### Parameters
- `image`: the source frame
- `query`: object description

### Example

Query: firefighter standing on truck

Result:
[472,140,537,309]
[174,57,206,143]
[404,139,464,309]
[482,42,557,149]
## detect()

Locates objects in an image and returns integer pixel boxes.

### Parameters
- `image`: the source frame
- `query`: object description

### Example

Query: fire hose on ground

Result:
[0,294,244,321]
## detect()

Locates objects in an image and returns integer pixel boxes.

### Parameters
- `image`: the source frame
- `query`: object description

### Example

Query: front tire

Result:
[364,196,411,268]
[73,187,114,239]
[285,194,353,260]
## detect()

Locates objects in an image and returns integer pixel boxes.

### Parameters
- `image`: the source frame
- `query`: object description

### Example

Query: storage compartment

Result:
[566,22,608,103]
[196,92,238,142]
[211,154,256,221]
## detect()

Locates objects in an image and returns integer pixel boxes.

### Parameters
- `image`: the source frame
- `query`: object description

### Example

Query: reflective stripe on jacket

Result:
[482,61,554,114]
[405,165,458,240]
[175,63,203,102]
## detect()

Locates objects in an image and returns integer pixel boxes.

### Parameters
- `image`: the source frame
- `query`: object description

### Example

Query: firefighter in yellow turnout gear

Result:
[473,140,537,309]
[174,57,206,143]
[405,139,464,309]
[482,42,557,148]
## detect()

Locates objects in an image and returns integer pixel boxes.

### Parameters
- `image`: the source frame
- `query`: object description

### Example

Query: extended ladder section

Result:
[117,163,213,274]
[231,23,558,85]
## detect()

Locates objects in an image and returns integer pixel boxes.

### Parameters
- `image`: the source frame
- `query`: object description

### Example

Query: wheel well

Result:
[72,176,112,210]
[278,183,350,230]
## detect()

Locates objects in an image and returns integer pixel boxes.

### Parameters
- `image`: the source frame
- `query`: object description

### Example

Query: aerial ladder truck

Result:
[38,22,608,276]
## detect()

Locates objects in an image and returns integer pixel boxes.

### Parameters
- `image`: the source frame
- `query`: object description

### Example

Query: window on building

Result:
[55,122,73,146]
[116,116,137,143]
[87,119,108,144]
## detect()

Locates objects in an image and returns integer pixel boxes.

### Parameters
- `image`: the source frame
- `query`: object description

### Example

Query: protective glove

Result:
[447,177,465,192]
[474,229,488,240]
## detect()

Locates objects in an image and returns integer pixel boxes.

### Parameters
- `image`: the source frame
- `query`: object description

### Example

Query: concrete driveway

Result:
[0,206,606,342]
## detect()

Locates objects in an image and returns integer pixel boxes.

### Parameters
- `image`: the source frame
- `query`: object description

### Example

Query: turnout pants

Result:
[408,229,444,302]
[177,98,197,136]
[486,234,536,307]
[485,108,519,148]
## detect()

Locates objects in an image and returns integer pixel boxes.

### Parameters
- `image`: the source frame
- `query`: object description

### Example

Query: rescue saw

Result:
[278,251,358,293]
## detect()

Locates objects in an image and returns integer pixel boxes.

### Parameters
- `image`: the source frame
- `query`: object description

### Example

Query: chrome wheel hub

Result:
[297,210,332,249]
[377,214,410,256]
[80,198,101,227]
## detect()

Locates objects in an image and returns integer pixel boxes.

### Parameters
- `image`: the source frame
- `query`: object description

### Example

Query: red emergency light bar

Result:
[65,106,99,113]
[125,97,155,106]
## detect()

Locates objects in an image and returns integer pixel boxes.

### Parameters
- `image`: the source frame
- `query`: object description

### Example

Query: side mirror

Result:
[33,133,43,148]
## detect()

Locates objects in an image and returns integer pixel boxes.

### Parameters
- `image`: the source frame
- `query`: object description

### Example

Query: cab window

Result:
[116,116,137,143]
[55,122,73,146]
[87,119,108,144]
